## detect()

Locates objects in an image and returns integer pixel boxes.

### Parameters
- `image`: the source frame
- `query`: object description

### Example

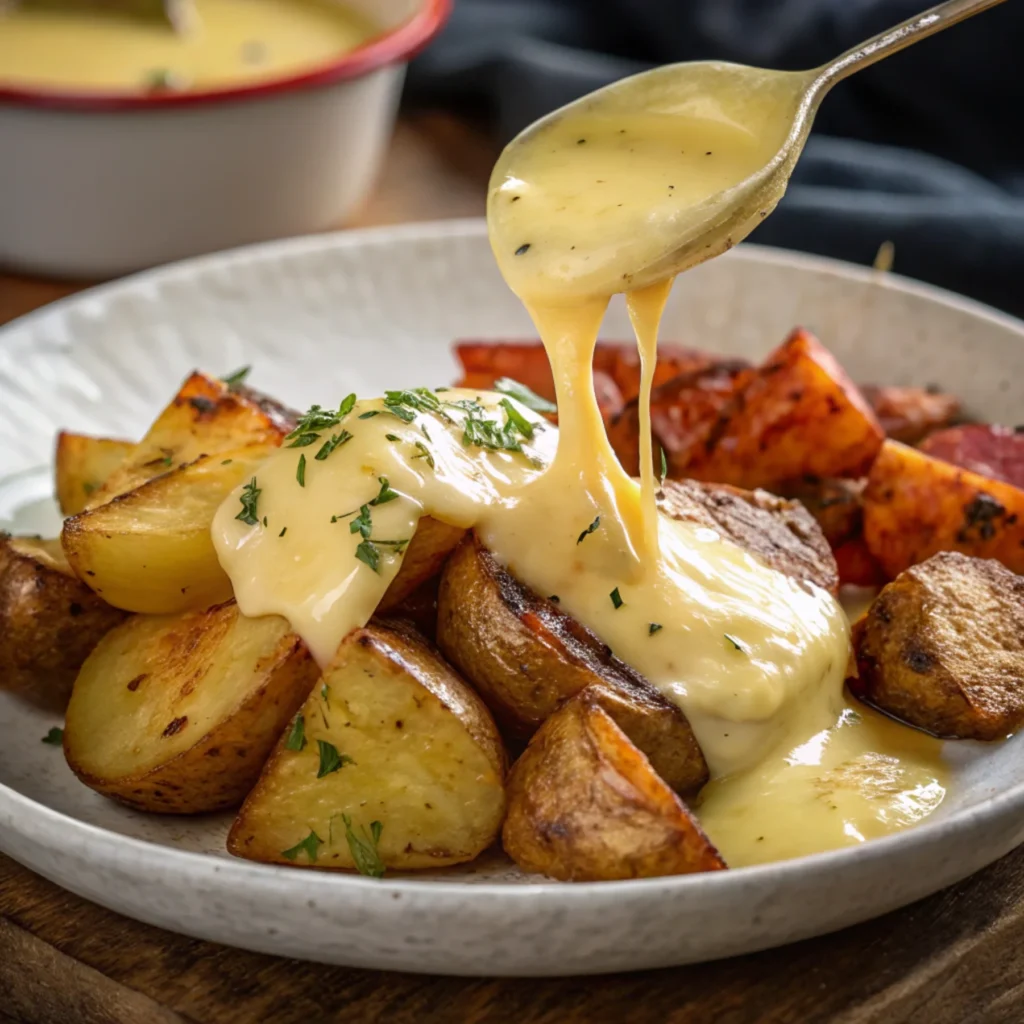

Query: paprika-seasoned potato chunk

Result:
[375,517,466,615]
[849,552,1024,740]
[63,444,276,614]
[228,619,507,871]
[503,693,726,881]
[55,432,136,516]
[687,328,884,488]
[775,476,865,549]
[859,384,961,445]
[862,440,1024,577]
[64,602,318,813]
[0,535,127,710]
[436,532,709,794]
[88,371,293,507]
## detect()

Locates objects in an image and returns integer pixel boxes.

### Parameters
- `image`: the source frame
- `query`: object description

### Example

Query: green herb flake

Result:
[500,397,535,439]
[221,366,251,390]
[281,829,323,864]
[549,595,560,603]
[315,430,353,461]
[610,587,624,610]
[296,454,306,487]
[355,540,381,573]
[284,714,307,751]
[494,377,557,415]
[358,410,380,419]
[371,476,399,506]
[660,447,668,486]
[724,633,748,653]
[321,683,331,706]
[235,477,261,526]
[341,815,385,878]
[350,504,373,539]
[286,433,320,449]
[648,623,663,636]
[338,393,357,418]
[411,440,435,469]
[317,740,354,778]
[385,433,401,442]
[279,527,287,537]
[41,727,63,746]
[577,515,600,544]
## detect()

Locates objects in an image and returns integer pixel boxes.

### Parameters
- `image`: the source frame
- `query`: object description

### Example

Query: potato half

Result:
[228,619,507,872]
[503,692,726,881]
[54,432,136,516]
[62,443,275,614]
[64,602,318,813]
[0,534,127,710]
[376,516,466,615]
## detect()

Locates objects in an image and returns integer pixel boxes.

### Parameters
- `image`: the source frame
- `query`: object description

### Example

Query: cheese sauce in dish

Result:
[214,65,947,868]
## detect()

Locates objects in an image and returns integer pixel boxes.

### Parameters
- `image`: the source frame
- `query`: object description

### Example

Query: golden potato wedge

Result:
[65,602,318,813]
[88,371,293,507]
[436,532,708,794]
[687,328,884,488]
[54,432,136,516]
[228,619,507,871]
[859,384,961,445]
[503,692,726,881]
[62,443,275,614]
[849,552,1024,740]
[862,440,1024,577]
[376,516,466,614]
[0,534,127,710]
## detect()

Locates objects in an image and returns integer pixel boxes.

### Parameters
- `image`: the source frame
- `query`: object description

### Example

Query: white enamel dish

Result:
[2,220,1024,977]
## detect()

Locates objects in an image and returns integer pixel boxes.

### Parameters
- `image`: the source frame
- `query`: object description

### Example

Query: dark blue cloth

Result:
[407,0,1024,316]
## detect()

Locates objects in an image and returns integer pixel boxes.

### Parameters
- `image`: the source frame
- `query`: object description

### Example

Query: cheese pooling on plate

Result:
[214,80,947,867]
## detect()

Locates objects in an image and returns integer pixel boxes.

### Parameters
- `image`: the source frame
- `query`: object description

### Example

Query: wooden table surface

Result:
[2,113,1023,1024]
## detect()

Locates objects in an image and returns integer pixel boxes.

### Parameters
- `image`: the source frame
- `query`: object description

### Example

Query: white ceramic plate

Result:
[2,220,1024,977]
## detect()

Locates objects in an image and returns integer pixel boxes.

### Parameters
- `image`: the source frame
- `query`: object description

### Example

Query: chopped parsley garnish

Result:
[724,633,748,653]
[235,477,261,526]
[317,740,354,778]
[296,454,306,487]
[660,447,668,486]
[279,527,287,537]
[577,515,600,544]
[610,587,624,609]
[41,727,63,746]
[383,387,453,425]
[385,433,401,442]
[371,476,399,505]
[549,595,560,602]
[221,366,251,390]
[649,623,663,636]
[358,410,380,419]
[284,714,307,751]
[494,377,557,415]
[515,243,531,256]
[412,440,435,469]
[262,516,268,527]
[350,504,373,538]
[281,830,323,864]
[321,683,331,705]
[315,430,353,461]
[286,433,320,448]
[499,397,535,439]
[338,393,357,418]
[355,540,381,573]
[341,815,385,878]
[286,394,357,448]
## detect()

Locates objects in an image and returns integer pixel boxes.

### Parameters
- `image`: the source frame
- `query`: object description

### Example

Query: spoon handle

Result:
[812,0,1008,94]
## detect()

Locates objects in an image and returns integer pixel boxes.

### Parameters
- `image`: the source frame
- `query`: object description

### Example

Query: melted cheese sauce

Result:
[214,65,947,867]
[0,2,376,93]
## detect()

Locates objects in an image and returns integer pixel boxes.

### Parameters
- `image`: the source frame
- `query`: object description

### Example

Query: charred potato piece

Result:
[64,602,318,813]
[833,536,887,588]
[860,384,961,445]
[849,552,1024,740]
[228,619,507,871]
[606,344,734,404]
[55,432,136,516]
[920,424,1024,489]
[378,577,441,642]
[88,371,293,507]
[863,440,1024,577]
[503,693,726,881]
[687,328,884,489]
[63,444,275,614]
[775,476,865,549]
[376,517,466,615]
[658,479,839,594]
[436,533,708,794]
[0,535,127,710]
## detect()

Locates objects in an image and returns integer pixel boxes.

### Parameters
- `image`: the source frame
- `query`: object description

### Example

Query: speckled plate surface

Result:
[2,220,1024,977]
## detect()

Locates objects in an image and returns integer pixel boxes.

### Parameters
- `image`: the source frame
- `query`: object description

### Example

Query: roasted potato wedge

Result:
[775,476,865,549]
[64,602,318,813]
[849,552,1024,740]
[228,619,507,871]
[862,440,1024,577]
[920,424,1024,488]
[833,536,887,588]
[503,692,726,881]
[687,328,884,488]
[88,371,293,507]
[860,384,961,445]
[55,432,136,516]
[63,443,275,614]
[376,516,466,614]
[0,534,127,710]
[436,532,708,793]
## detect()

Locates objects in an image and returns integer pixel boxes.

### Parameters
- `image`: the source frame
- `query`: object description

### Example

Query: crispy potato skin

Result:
[376,517,466,615]
[436,532,709,794]
[64,602,318,813]
[686,328,884,488]
[503,694,726,881]
[860,385,961,445]
[62,444,275,614]
[0,535,127,711]
[55,433,136,516]
[228,620,507,871]
[658,479,839,595]
[863,440,1024,577]
[849,552,1024,740]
